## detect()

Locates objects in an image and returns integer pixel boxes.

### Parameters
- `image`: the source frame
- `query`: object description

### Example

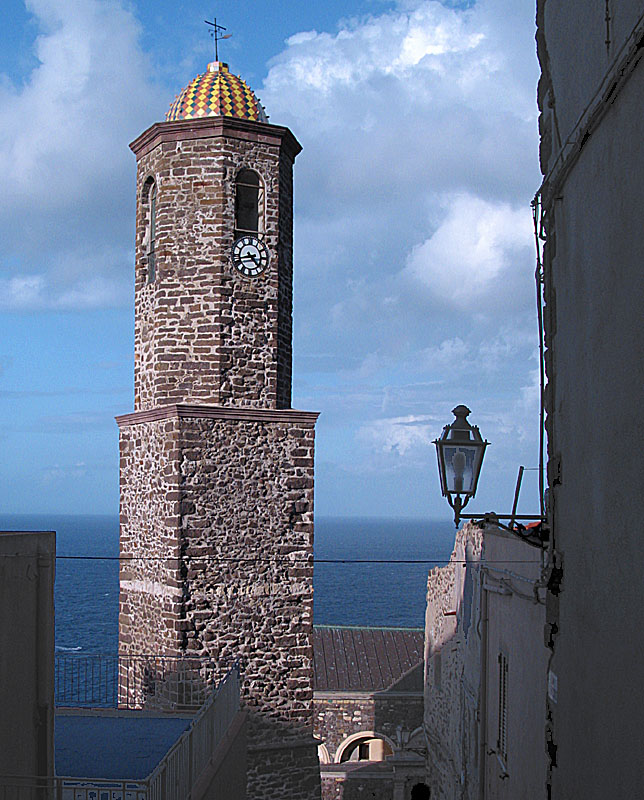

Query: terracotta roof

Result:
[166,62,267,123]
[313,626,424,692]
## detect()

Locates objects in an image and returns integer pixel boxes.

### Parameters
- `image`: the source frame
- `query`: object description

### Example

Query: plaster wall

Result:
[537,3,644,796]
[424,524,546,800]
[481,529,546,800]
[0,531,55,783]
[193,710,247,800]
[424,523,482,800]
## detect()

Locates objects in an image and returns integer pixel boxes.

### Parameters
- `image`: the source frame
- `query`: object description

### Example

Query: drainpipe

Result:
[478,568,489,800]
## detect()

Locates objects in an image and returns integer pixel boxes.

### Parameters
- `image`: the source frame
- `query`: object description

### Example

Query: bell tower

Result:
[117,60,320,799]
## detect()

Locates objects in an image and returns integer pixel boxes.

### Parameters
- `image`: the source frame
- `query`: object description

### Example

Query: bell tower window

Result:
[142,177,157,283]
[235,169,264,238]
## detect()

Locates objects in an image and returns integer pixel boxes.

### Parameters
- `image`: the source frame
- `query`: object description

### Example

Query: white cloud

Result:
[358,414,440,456]
[0,275,46,309]
[260,0,540,382]
[403,193,534,307]
[0,0,164,309]
[420,336,470,370]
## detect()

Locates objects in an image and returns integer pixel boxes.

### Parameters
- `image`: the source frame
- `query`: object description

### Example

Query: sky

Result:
[0,0,543,519]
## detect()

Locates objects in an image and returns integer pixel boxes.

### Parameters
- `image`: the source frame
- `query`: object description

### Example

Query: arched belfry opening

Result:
[234,168,264,238]
[141,176,157,283]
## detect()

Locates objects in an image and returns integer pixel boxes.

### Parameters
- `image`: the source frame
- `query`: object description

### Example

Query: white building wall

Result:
[537,2,644,797]
[481,529,547,800]
[424,524,546,800]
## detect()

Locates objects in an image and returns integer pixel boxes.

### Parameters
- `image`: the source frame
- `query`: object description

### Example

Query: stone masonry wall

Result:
[276,149,294,408]
[118,406,320,796]
[118,416,184,659]
[375,693,424,747]
[132,120,296,412]
[178,413,315,731]
[314,696,376,761]
[248,740,321,800]
[314,692,423,763]
[118,407,317,727]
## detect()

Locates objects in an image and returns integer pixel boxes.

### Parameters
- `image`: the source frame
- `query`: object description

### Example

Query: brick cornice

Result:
[116,404,319,428]
[130,116,302,161]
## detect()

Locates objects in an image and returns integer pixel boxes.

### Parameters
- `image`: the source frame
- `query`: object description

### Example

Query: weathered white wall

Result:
[481,529,546,800]
[0,531,55,783]
[424,524,546,800]
[424,523,483,800]
[537,2,644,797]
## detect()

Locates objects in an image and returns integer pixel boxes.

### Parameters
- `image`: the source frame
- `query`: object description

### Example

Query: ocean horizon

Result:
[0,513,456,653]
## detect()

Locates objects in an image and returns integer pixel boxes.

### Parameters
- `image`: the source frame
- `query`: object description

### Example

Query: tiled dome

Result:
[166,61,268,123]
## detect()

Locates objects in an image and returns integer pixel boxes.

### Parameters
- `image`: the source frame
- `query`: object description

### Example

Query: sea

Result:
[0,514,456,654]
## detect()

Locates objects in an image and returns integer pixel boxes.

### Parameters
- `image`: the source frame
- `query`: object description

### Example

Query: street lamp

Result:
[434,405,549,547]
[434,405,488,527]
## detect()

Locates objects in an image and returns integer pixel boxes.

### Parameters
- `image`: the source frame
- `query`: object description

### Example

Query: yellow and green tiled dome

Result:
[166,62,268,123]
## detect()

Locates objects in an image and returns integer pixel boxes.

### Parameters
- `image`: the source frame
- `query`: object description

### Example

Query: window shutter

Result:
[497,652,508,763]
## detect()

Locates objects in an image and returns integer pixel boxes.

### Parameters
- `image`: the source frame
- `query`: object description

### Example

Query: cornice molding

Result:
[116,404,319,428]
[130,116,302,161]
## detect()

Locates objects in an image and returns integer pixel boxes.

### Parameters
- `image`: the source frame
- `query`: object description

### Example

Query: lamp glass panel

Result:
[442,444,479,495]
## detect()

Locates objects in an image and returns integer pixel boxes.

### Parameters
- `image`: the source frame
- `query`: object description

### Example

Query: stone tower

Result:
[117,61,320,799]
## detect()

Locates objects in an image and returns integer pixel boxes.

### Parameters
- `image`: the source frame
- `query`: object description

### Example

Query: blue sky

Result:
[0,0,542,518]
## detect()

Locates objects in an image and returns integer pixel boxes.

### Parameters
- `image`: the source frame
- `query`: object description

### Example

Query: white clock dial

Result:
[231,236,270,277]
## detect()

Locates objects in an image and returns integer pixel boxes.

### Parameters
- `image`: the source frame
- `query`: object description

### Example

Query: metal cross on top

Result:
[204,16,232,62]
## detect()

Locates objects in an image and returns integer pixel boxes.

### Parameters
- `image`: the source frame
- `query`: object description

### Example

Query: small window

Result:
[142,177,157,283]
[497,652,508,764]
[235,169,264,238]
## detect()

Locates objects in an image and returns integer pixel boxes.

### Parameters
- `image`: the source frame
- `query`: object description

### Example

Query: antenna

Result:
[204,16,232,62]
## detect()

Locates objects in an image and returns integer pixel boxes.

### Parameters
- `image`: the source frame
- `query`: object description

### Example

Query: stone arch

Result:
[234,167,265,237]
[317,743,331,765]
[407,726,425,748]
[334,730,395,764]
[141,175,157,283]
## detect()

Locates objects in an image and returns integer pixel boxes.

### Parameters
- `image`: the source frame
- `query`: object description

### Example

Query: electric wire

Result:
[0,552,543,564]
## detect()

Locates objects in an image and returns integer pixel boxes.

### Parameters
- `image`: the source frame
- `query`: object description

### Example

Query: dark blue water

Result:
[0,514,455,653]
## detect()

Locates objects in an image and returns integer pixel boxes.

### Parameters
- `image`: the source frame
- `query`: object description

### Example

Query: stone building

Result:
[423,522,546,799]
[117,60,320,799]
[313,625,426,799]
[536,2,644,796]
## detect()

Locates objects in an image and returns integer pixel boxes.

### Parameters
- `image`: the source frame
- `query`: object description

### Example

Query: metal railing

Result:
[147,665,239,800]
[0,776,146,799]
[55,653,221,710]
[3,666,241,800]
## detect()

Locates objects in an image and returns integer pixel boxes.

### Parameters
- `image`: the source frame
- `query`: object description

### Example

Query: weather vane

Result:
[204,16,232,62]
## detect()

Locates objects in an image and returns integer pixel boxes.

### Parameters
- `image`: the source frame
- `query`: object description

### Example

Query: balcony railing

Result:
[2,666,241,800]
[55,653,222,711]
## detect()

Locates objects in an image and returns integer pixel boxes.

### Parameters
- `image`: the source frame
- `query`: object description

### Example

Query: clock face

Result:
[231,236,270,278]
